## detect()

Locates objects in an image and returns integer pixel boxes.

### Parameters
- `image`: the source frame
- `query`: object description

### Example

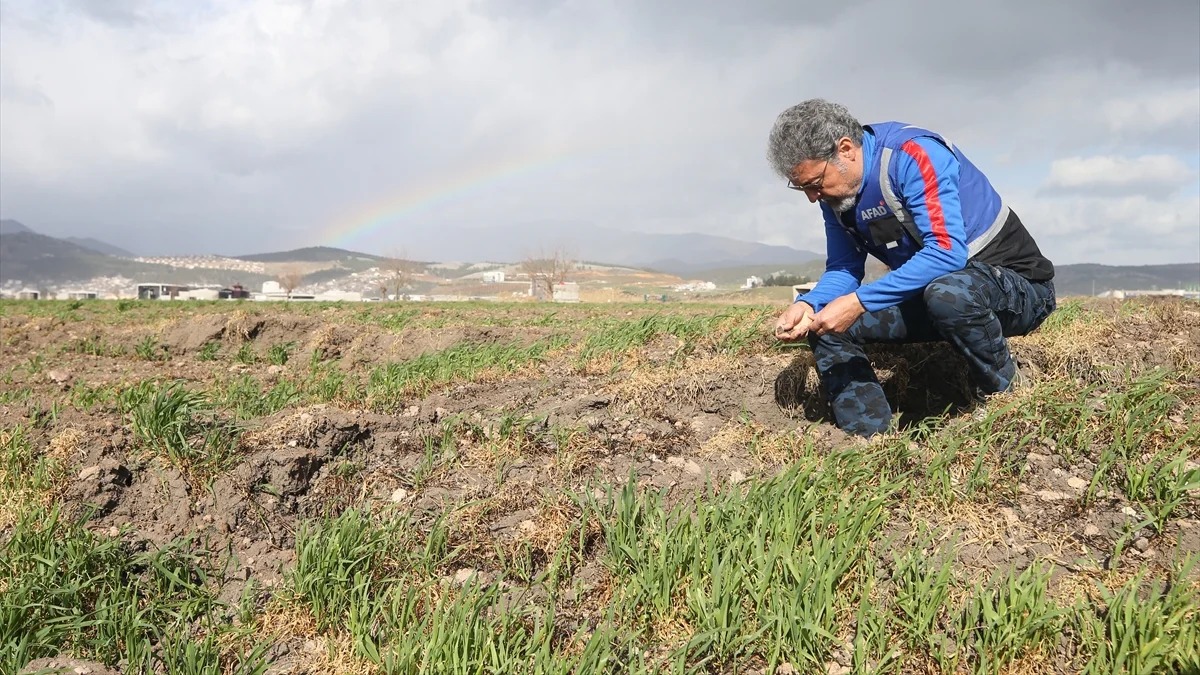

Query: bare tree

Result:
[522,248,574,300]
[277,266,306,299]
[382,250,417,300]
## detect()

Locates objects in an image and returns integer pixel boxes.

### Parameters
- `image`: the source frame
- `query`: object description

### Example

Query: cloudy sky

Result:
[2,0,1198,265]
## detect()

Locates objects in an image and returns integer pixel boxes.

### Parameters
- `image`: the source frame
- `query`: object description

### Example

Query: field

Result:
[0,296,1197,674]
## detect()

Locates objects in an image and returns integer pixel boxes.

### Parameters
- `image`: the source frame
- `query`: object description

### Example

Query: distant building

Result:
[219,284,252,299]
[792,281,818,298]
[316,290,363,302]
[62,290,100,300]
[179,288,220,300]
[16,289,40,300]
[481,270,506,283]
[553,282,580,303]
[136,283,190,300]
[742,276,764,289]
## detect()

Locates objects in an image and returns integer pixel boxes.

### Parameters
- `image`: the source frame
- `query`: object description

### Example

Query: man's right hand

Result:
[774,301,815,342]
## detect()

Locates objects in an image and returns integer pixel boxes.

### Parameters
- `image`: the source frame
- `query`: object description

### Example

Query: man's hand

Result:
[809,293,865,336]
[774,301,815,341]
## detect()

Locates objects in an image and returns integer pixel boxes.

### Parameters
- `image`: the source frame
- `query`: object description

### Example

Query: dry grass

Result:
[605,354,748,415]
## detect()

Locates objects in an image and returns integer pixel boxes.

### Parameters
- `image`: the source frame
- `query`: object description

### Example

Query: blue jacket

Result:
[798,123,1013,313]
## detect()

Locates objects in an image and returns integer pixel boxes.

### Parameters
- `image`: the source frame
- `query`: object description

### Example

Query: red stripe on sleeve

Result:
[899,139,951,250]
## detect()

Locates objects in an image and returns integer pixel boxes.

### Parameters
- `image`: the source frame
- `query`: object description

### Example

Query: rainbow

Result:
[321,145,586,248]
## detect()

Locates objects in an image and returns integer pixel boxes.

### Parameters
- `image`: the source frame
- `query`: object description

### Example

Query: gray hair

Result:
[767,99,864,179]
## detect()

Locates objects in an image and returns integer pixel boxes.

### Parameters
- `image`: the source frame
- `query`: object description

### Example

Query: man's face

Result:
[789,139,862,213]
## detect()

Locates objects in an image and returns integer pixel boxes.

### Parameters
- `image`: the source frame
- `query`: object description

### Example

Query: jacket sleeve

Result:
[796,209,866,313]
[853,137,969,313]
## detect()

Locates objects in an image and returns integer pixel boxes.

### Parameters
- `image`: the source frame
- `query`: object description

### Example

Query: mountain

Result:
[0,219,33,235]
[389,222,823,273]
[0,231,152,283]
[1053,263,1199,297]
[0,231,270,287]
[64,236,135,257]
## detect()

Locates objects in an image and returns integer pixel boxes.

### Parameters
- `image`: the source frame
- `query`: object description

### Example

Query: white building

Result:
[481,270,506,283]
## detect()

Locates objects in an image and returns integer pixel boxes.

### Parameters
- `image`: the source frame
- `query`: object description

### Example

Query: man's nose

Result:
[806,190,819,203]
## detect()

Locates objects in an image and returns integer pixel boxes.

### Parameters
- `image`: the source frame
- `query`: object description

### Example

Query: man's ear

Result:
[836,136,856,160]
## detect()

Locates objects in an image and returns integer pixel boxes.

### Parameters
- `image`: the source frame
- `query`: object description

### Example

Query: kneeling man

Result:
[769,99,1056,437]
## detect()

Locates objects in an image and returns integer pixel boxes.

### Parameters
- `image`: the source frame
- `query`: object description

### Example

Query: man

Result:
[768,99,1056,437]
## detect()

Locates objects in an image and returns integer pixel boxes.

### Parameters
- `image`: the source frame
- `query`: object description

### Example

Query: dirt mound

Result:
[161,313,227,352]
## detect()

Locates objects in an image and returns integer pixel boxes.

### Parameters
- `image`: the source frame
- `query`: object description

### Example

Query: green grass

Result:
[365,336,569,411]
[129,382,242,478]
[576,309,771,369]
[0,505,269,673]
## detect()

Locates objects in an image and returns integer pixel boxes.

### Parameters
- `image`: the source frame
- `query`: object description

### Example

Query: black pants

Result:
[808,261,1056,437]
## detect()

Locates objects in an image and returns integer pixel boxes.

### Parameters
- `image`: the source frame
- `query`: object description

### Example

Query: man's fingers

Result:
[808,314,827,335]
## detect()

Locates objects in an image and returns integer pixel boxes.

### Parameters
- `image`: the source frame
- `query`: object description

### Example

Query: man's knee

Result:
[923,269,986,320]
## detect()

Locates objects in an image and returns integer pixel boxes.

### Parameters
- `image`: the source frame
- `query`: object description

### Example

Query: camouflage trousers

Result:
[808,262,1056,437]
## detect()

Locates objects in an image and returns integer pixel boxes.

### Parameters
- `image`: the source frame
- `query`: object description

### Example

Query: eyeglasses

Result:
[787,156,830,192]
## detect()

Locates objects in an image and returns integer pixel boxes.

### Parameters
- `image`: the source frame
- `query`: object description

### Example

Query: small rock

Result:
[1121,506,1138,517]
[1133,537,1150,552]
[403,405,420,417]
[434,407,449,421]
[1083,524,1101,537]
[999,507,1019,524]
[777,665,797,675]
[1036,490,1071,502]
[299,412,313,423]
[630,432,648,443]
[1067,476,1088,491]
[107,526,120,537]
[729,470,747,485]
[266,365,286,375]
[666,456,685,468]
[825,664,850,675]
[46,369,72,385]
[1026,452,1052,466]
[683,460,702,475]
[78,465,102,481]
[390,488,410,503]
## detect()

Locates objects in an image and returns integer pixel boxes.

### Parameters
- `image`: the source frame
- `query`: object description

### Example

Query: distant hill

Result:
[0,219,33,235]
[64,236,135,257]
[385,222,823,272]
[235,246,390,264]
[1053,263,1199,297]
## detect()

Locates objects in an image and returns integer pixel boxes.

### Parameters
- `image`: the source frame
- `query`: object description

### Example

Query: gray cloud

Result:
[1,0,1197,266]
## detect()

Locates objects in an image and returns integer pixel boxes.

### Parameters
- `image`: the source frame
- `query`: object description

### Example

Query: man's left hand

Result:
[809,293,866,336]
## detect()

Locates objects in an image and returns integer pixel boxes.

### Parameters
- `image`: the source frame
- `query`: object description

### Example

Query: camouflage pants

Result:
[808,262,1056,437]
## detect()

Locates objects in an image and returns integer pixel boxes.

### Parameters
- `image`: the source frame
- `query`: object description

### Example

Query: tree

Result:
[521,248,574,300]
[382,250,417,300]
[276,266,305,299]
